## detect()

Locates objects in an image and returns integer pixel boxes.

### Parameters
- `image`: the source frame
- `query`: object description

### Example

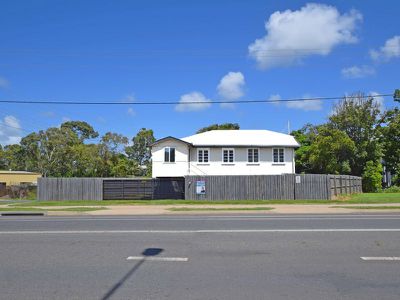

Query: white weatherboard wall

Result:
[152,140,295,177]
[189,147,295,176]
[151,139,189,178]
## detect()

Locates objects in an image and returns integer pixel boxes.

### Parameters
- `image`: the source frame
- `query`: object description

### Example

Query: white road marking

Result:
[0,229,400,234]
[126,256,188,262]
[361,257,400,261]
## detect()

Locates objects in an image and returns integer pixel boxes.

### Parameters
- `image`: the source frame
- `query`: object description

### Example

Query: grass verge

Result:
[0,207,107,212]
[9,193,400,207]
[168,207,274,212]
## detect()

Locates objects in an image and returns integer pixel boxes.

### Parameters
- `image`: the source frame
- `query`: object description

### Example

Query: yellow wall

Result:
[0,173,42,186]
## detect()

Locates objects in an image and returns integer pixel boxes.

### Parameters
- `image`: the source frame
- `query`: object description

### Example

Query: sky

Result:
[0,0,399,145]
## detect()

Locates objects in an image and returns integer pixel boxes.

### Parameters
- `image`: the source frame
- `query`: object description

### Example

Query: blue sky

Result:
[0,0,399,144]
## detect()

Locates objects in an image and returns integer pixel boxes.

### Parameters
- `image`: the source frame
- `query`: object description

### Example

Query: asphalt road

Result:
[0,214,399,300]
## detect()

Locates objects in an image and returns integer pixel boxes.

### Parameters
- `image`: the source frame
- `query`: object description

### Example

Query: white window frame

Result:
[197,148,210,164]
[272,148,285,163]
[247,148,260,164]
[222,148,235,164]
[164,147,176,163]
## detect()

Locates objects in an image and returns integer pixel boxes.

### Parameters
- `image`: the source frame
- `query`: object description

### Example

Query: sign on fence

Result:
[196,180,206,195]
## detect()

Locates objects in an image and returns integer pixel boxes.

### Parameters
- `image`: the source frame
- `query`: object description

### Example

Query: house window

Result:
[164,147,175,162]
[248,148,259,163]
[197,149,209,163]
[222,148,234,163]
[273,148,285,163]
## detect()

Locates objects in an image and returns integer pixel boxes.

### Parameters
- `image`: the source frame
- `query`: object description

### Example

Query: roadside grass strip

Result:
[0,207,107,212]
[332,206,400,210]
[8,192,400,207]
[168,207,274,212]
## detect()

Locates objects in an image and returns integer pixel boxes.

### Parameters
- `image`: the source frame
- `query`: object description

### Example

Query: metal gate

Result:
[103,178,185,200]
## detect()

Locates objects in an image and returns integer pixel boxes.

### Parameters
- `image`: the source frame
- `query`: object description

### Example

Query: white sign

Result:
[196,181,206,195]
[296,176,301,184]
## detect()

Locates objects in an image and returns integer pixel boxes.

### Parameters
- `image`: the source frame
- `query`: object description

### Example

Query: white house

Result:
[151,130,300,178]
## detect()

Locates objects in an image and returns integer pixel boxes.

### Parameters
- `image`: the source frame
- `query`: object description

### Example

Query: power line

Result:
[0,93,393,106]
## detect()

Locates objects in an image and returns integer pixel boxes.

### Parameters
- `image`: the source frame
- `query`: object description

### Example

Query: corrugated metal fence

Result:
[185,174,362,201]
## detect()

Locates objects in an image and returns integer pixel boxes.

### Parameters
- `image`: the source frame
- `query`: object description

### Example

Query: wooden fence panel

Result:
[185,174,361,201]
[38,178,103,201]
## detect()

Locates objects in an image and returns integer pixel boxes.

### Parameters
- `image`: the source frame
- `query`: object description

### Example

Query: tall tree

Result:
[61,121,99,141]
[2,144,25,171]
[308,126,355,174]
[98,132,129,177]
[329,93,383,177]
[0,145,5,169]
[291,123,319,174]
[196,123,240,133]
[379,100,400,179]
[125,128,155,176]
[20,127,80,177]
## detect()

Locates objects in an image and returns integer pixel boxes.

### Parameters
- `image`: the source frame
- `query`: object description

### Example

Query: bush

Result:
[362,160,383,192]
[383,185,400,193]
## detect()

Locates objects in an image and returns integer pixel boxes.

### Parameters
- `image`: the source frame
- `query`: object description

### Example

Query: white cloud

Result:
[0,115,22,145]
[248,3,362,69]
[62,117,71,123]
[369,91,385,112]
[268,93,322,111]
[217,72,245,100]
[286,95,323,111]
[175,92,212,112]
[268,94,282,105]
[341,65,375,78]
[127,107,136,116]
[370,36,400,62]
[0,77,9,89]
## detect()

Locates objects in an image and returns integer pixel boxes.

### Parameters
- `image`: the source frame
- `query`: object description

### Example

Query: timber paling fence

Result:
[38,174,361,201]
[37,177,185,201]
[185,174,362,201]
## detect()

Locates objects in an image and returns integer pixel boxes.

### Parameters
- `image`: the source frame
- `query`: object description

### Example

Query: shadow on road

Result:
[101,248,163,300]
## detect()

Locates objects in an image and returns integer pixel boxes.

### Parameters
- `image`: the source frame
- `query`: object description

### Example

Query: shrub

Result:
[383,185,400,193]
[362,160,383,192]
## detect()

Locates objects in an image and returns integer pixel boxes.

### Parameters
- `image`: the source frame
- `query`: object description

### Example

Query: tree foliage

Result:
[125,128,155,176]
[328,93,382,177]
[196,123,240,133]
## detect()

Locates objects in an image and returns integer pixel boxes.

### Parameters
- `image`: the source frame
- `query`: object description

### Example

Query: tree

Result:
[125,128,155,176]
[379,104,400,176]
[2,144,25,171]
[61,121,99,141]
[308,126,355,174]
[362,160,383,192]
[394,89,400,102]
[97,132,129,177]
[69,143,102,177]
[19,127,80,177]
[0,145,6,169]
[329,93,383,177]
[196,123,240,133]
[291,124,319,173]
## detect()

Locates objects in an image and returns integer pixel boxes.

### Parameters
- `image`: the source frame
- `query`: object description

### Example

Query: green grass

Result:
[9,193,400,207]
[0,206,107,212]
[332,206,400,210]
[168,207,274,212]
[0,207,45,212]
